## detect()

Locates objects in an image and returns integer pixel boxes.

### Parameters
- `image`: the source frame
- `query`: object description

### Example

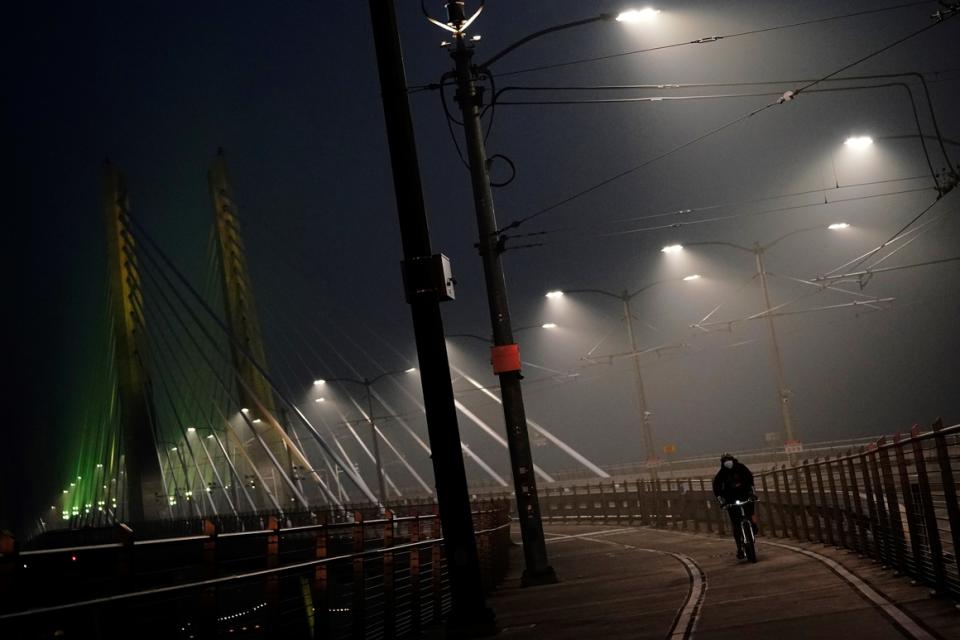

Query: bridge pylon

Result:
[208,149,293,508]
[102,161,166,521]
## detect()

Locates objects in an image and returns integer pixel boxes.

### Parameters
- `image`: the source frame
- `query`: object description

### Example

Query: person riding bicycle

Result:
[712,453,758,559]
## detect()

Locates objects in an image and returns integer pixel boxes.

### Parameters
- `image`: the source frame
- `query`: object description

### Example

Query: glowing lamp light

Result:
[541,323,558,329]
[313,379,326,386]
[251,418,262,424]
[616,8,660,23]
[828,222,850,230]
[844,136,873,150]
[187,427,196,433]
[545,290,564,299]
[206,434,214,440]
[171,446,178,452]
[241,407,250,414]
[315,397,326,403]
[661,244,684,254]
[683,274,702,281]
[405,367,417,373]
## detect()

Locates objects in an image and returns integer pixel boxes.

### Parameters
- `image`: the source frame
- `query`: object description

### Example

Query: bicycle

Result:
[722,497,759,563]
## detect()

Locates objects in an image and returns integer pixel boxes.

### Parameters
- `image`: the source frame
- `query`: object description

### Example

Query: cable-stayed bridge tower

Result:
[102,161,165,522]
[207,150,291,504]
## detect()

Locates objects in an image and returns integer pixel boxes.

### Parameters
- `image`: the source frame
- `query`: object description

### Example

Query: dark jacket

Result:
[712,461,754,502]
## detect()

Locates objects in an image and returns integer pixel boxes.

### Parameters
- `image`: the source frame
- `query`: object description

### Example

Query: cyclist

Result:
[712,453,758,559]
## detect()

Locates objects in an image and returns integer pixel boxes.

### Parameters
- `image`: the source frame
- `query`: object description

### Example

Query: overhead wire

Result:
[499,10,957,232]
[491,1,938,79]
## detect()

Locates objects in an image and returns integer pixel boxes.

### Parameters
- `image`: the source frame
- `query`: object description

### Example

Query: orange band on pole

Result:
[490,344,521,374]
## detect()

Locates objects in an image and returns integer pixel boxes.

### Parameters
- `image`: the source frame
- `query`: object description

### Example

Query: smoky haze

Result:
[7,0,959,534]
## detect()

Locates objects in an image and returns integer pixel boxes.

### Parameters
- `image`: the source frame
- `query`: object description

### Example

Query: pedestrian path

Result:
[488,524,960,639]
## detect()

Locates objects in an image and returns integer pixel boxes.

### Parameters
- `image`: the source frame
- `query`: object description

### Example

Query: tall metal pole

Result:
[450,9,557,587]
[623,295,657,469]
[365,381,388,504]
[755,244,796,445]
[368,0,495,634]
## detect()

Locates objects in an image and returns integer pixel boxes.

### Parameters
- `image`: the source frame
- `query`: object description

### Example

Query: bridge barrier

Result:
[519,420,960,599]
[0,500,511,639]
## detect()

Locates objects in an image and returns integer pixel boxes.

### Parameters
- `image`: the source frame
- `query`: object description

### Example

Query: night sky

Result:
[7,1,959,536]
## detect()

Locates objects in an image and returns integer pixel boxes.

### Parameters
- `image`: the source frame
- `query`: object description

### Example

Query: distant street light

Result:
[541,323,558,329]
[545,276,698,466]
[682,274,702,281]
[844,136,874,150]
[661,224,852,451]
[312,367,418,504]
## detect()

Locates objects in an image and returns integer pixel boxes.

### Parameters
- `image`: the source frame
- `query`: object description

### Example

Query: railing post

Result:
[266,515,280,633]
[813,461,832,546]
[824,457,845,548]
[313,517,329,639]
[870,442,895,566]
[859,449,884,562]
[845,453,868,554]
[792,466,811,541]
[910,425,947,594]
[893,432,924,579]
[636,480,647,526]
[779,466,798,539]
[409,514,422,634]
[654,478,664,528]
[802,461,820,542]
[199,519,218,638]
[382,510,396,639]
[0,530,19,610]
[431,521,443,624]
[877,439,906,574]
[759,473,774,537]
[352,511,366,638]
[931,419,960,586]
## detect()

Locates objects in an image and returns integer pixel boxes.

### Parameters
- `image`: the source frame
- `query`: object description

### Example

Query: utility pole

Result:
[622,294,657,471]
[368,0,496,634]
[448,2,557,586]
[754,244,796,447]
[364,381,388,504]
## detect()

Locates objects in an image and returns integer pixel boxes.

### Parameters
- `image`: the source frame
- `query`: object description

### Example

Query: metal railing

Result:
[0,500,511,639]
[527,420,960,598]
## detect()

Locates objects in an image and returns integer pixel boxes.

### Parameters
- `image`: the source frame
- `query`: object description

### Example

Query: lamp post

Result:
[545,277,696,468]
[314,367,417,504]
[661,223,851,452]
[432,1,654,588]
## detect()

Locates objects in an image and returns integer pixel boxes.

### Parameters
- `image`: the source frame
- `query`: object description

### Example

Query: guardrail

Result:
[0,500,511,639]
[527,420,960,599]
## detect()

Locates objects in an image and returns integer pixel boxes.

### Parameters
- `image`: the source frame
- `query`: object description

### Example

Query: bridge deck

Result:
[489,524,959,639]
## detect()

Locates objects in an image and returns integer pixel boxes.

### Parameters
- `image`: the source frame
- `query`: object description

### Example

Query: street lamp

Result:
[315,367,417,504]
[616,8,660,23]
[545,276,698,468]
[431,3,656,586]
[661,223,850,452]
[844,136,874,150]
